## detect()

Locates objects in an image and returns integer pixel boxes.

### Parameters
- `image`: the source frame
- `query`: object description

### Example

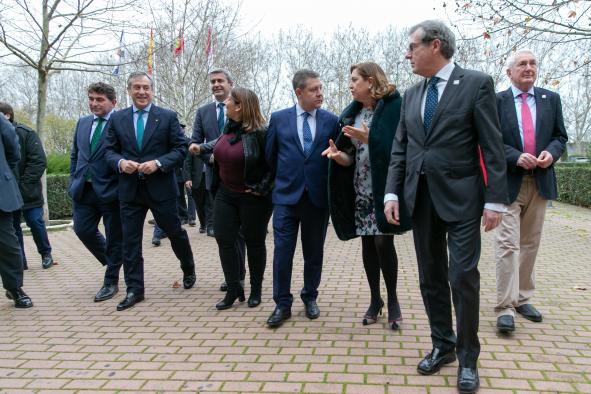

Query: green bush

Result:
[555,164,591,207]
[46,174,72,219]
[47,153,70,174]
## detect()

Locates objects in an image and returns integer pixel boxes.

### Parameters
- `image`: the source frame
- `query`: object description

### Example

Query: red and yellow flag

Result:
[174,28,184,58]
[147,29,154,75]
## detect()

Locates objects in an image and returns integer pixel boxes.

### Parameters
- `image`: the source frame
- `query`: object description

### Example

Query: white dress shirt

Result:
[90,110,114,140]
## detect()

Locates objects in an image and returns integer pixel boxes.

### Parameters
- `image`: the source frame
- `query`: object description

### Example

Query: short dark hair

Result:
[292,69,320,91]
[87,82,117,101]
[0,102,14,123]
[409,20,456,59]
[209,69,234,84]
[127,71,153,89]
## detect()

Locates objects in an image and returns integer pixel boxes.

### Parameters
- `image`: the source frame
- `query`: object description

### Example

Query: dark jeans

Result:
[214,185,272,289]
[0,210,24,290]
[13,206,52,267]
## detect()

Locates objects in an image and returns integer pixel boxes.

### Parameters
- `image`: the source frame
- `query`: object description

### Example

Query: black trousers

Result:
[213,185,272,289]
[0,210,24,291]
[191,176,209,229]
[119,182,195,295]
[412,176,481,368]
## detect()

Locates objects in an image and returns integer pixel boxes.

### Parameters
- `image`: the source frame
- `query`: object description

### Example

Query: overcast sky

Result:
[235,0,444,36]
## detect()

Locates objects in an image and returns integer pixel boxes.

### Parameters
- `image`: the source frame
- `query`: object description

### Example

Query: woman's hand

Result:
[342,122,369,144]
[321,139,353,167]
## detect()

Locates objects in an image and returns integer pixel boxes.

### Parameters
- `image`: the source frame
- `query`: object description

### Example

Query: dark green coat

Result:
[13,123,47,210]
[328,90,411,241]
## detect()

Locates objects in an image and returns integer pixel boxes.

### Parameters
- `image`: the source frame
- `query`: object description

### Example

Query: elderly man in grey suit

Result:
[494,50,567,334]
[0,115,33,308]
[384,20,508,393]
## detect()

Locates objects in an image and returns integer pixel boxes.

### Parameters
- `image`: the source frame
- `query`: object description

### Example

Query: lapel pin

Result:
[542,94,546,99]
[453,80,460,85]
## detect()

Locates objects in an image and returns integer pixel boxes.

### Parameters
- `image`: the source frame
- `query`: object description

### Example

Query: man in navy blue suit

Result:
[265,69,339,328]
[105,72,196,311]
[0,115,33,308]
[69,82,123,302]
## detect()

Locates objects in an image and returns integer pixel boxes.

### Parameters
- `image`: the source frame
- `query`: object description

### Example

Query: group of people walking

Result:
[0,19,568,394]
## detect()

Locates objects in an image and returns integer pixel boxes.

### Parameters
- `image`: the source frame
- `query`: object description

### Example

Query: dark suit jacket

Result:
[190,101,222,190]
[69,115,118,203]
[385,65,508,222]
[0,116,23,213]
[105,105,188,202]
[183,153,204,188]
[496,87,567,203]
[265,106,339,209]
[13,123,46,210]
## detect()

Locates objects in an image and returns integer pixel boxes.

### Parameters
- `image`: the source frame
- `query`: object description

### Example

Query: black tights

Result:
[361,235,399,308]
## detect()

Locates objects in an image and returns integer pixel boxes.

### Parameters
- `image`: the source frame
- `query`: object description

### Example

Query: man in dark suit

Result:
[105,71,196,311]
[494,50,567,334]
[184,148,208,233]
[0,115,32,308]
[0,102,53,270]
[384,20,508,393]
[189,68,245,292]
[265,69,339,328]
[69,82,123,302]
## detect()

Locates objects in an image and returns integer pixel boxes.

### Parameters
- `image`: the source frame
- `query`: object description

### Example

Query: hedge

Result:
[47,174,72,219]
[47,153,70,174]
[555,165,591,207]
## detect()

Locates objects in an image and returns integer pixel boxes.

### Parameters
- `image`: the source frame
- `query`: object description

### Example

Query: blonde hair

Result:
[230,87,265,132]
[350,62,396,101]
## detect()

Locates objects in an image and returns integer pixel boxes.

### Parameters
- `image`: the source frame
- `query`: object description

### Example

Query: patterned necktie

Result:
[423,76,440,132]
[136,109,145,149]
[520,93,536,155]
[302,112,313,156]
[217,102,225,133]
[90,117,104,154]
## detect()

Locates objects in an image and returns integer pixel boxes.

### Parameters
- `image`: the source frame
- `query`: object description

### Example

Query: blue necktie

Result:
[302,112,313,156]
[136,109,145,149]
[423,76,440,133]
[217,102,225,133]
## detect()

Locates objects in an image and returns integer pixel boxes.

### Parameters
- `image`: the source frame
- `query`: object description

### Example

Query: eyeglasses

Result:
[407,42,425,53]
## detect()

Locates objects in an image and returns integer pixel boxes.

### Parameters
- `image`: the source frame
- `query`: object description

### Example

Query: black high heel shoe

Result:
[215,284,245,310]
[362,298,384,325]
[248,286,262,308]
[388,300,402,330]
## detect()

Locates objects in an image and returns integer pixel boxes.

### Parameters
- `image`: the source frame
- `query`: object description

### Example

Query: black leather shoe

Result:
[497,315,515,334]
[180,219,189,225]
[266,307,291,328]
[417,348,457,375]
[94,284,119,302]
[151,237,161,246]
[207,227,214,237]
[516,304,542,322]
[199,226,206,234]
[5,288,33,308]
[183,272,196,289]
[248,287,262,308]
[188,219,196,227]
[457,367,479,393]
[220,281,228,292]
[304,300,320,320]
[116,292,144,311]
[41,254,53,269]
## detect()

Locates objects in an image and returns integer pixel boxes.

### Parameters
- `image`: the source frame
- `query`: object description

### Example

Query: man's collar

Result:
[94,109,114,121]
[433,61,455,82]
[132,104,152,113]
[510,84,535,98]
[296,103,317,117]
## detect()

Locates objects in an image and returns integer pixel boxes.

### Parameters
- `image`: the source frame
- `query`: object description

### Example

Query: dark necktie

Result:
[423,76,440,132]
[136,109,145,149]
[302,112,313,156]
[217,102,225,133]
[90,117,104,153]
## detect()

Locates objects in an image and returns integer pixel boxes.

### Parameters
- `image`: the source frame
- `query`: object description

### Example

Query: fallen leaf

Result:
[573,286,587,291]
[568,10,576,18]
[172,281,181,288]
[483,31,491,39]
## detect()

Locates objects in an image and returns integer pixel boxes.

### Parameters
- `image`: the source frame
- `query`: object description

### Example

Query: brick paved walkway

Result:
[1,202,590,393]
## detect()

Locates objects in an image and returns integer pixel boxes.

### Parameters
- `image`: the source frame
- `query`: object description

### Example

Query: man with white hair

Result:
[494,50,567,334]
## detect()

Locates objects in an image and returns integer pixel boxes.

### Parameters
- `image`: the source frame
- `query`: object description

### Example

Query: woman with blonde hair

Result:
[194,87,273,310]
[324,62,411,329]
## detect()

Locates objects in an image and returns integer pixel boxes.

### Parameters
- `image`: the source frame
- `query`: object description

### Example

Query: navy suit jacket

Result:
[190,101,221,190]
[104,105,188,202]
[0,116,23,213]
[69,115,118,203]
[265,106,339,208]
[497,87,568,203]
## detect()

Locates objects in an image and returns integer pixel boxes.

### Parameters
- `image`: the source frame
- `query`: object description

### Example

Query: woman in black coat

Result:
[323,62,411,330]
[194,87,273,310]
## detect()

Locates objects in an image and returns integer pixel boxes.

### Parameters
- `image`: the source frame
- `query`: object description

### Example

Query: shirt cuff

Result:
[384,193,398,203]
[117,159,123,173]
[484,202,507,213]
[155,159,162,168]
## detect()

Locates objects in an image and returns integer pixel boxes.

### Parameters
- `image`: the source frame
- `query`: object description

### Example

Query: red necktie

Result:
[520,93,536,155]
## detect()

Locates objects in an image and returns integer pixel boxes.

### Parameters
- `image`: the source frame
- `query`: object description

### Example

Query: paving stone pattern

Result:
[1,202,590,393]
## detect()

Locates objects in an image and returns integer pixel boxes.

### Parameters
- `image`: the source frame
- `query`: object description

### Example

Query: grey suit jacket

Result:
[385,65,508,222]
[0,116,23,213]
[190,101,222,190]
